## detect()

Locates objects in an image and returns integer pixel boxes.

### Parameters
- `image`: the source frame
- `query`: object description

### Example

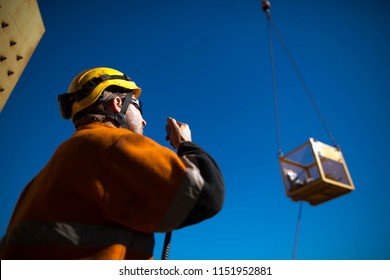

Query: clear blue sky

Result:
[1,0,389,260]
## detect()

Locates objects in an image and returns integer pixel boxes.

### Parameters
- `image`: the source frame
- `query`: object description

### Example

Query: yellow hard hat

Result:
[58,67,141,119]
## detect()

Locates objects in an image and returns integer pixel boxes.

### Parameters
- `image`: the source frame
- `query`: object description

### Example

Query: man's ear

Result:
[110,96,122,113]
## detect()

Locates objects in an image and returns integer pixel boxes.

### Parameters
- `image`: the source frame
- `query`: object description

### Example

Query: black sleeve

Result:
[176,142,225,228]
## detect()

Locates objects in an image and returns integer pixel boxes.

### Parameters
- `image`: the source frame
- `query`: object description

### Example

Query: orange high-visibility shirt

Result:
[0,123,224,259]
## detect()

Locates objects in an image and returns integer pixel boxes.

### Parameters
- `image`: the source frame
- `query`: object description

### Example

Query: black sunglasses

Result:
[130,98,143,115]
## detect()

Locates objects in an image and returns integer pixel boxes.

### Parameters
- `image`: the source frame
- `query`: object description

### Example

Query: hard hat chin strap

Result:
[104,92,133,128]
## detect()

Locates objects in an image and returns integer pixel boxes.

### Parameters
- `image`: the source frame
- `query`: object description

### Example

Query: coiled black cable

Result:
[161,231,172,260]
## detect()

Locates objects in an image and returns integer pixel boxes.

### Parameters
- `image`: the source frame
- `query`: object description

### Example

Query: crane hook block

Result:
[262,0,271,14]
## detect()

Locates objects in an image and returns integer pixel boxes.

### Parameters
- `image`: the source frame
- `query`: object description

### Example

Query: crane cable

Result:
[292,201,303,260]
[266,10,283,157]
[263,2,302,259]
[261,0,338,259]
[262,1,339,150]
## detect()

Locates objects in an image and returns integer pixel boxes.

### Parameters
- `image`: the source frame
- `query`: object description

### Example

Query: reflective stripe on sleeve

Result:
[157,155,204,232]
[2,221,154,253]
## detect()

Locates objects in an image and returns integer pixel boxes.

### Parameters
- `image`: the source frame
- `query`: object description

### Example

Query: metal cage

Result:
[279,138,355,206]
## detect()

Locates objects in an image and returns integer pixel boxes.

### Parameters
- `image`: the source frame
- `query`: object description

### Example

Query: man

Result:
[0,67,224,259]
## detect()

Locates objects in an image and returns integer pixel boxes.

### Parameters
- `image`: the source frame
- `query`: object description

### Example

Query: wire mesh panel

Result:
[279,138,355,206]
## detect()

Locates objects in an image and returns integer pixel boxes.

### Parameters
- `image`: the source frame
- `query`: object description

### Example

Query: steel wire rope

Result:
[267,15,283,157]
[262,2,316,260]
[292,201,303,260]
[268,18,339,148]
[264,10,303,260]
